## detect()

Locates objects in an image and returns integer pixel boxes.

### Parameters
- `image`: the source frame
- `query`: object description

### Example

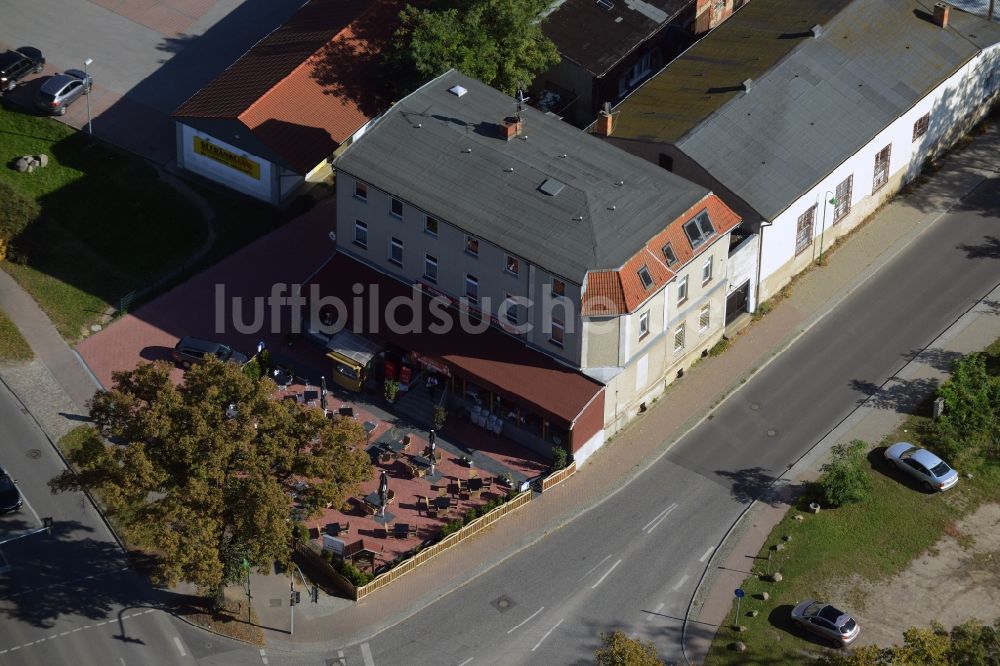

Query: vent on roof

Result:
[448,85,468,97]
[810,24,823,38]
[596,0,614,9]
[539,178,566,196]
[741,78,753,92]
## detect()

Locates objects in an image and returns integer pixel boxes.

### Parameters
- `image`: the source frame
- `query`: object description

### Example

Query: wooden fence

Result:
[299,489,533,601]
[540,461,577,492]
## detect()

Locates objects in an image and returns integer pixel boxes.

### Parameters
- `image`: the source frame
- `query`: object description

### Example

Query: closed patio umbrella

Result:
[378,470,389,516]
[320,375,328,412]
[428,431,436,474]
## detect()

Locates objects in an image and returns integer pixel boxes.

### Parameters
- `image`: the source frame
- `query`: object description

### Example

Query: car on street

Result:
[884,442,959,491]
[172,336,249,368]
[0,47,44,92]
[791,600,860,645]
[0,465,23,513]
[35,69,91,115]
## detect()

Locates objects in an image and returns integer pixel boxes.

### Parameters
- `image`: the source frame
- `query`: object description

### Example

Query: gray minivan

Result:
[172,337,249,368]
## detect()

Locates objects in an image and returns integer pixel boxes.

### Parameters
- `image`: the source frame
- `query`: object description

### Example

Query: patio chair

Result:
[426,507,439,519]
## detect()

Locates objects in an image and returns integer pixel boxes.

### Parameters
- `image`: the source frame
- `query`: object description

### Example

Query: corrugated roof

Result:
[334,70,709,282]
[173,0,401,173]
[543,0,691,77]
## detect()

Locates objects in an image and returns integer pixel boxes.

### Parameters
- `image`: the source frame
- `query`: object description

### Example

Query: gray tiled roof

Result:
[675,0,1000,221]
[335,70,709,280]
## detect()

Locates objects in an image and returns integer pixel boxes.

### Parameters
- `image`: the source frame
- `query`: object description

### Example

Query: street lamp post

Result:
[816,190,838,265]
[83,58,93,137]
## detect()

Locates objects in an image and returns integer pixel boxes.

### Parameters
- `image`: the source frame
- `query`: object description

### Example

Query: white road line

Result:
[699,546,715,562]
[144,609,154,614]
[457,658,474,666]
[120,659,126,666]
[16,486,42,526]
[96,621,107,627]
[592,559,623,589]
[507,606,545,634]
[578,554,613,581]
[643,503,679,534]
[645,602,665,622]
[531,618,564,652]
[173,636,187,657]
[360,642,375,666]
[10,645,20,651]
[672,574,691,591]
[47,634,57,640]
[259,647,269,665]
[59,631,70,636]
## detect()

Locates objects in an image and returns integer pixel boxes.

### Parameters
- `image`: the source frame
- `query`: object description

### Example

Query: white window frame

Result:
[684,211,716,249]
[505,254,520,276]
[795,205,816,256]
[550,317,565,347]
[638,265,654,290]
[912,113,930,141]
[662,242,678,267]
[465,274,479,304]
[702,257,713,285]
[353,220,368,248]
[388,237,403,266]
[503,293,518,324]
[699,303,711,331]
[424,254,438,283]
[833,175,853,224]
[389,197,404,219]
[673,323,685,353]
[873,144,891,192]
[638,310,650,339]
[677,275,689,305]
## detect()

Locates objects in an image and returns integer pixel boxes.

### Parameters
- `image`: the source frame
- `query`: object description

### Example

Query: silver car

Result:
[884,442,959,492]
[791,600,860,645]
[35,69,91,115]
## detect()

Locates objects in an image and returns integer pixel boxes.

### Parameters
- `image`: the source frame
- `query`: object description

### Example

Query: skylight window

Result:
[637,265,654,289]
[683,211,716,249]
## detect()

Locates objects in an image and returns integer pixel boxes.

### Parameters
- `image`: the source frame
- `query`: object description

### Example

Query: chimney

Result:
[933,1,950,28]
[499,116,523,140]
[595,102,614,137]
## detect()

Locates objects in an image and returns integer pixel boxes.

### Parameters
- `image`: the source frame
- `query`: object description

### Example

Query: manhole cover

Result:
[749,403,760,411]
[767,429,777,437]
[491,595,516,613]
[26,449,41,459]
[269,598,282,608]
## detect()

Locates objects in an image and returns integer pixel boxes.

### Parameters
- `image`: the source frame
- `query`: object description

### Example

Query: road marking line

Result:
[60,631,70,636]
[0,649,6,654]
[361,642,375,666]
[531,618,564,652]
[672,574,690,591]
[699,547,714,563]
[16,486,42,526]
[592,559,622,589]
[96,621,107,626]
[642,503,677,532]
[507,606,545,634]
[173,636,186,657]
[10,645,19,651]
[646,602,665,621]
[578,554,613,581]
[458,658,474,666]
[47,634,57,640]
[259,647,269,665]
[72,627,82,632]
[144,609,154,614]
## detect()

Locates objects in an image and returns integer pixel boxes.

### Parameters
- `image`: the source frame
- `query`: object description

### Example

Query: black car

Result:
[0,465,23,513]
[172,336,249,368]
[0,47,44,92]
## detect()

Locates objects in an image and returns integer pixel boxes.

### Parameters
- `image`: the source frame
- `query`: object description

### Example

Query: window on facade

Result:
[353,220,368,248]
[550,317,565,347]
[795,205,816,255]
[618,53,653,96]
[699,303,711,331]
[505,255,520,275]
[424,254,438,283]
[662,242,678,267]
[702,257,713,285]
[639,311,650,339]
[503,293,518,324]
[637,265,654,289]
[912,113,930,141]
[683,211,716,248]
[389,237,403,266]
[425,216,438,236]
[465,236,479,256]
[552,279,566,297]
[674,323,686,353]
[833,175,853,224]
[354,181,367,201]
[873,144,891,192]
[465,274,479,303]
[389,197,403,218]
[677,275,689,304]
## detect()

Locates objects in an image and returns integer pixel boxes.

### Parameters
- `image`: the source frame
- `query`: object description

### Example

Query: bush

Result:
[816,440,872,507]
[551,445,567,470]
[596,631,663,666]
[432,405,447,430]
[933,352,1000,467]
[289,521,309,545]
[329,557,374,586]
[708,337,731,357]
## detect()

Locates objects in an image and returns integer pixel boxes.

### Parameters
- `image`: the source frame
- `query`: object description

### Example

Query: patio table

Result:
[411,455,433,469]
[393,523,410,539]
[364,491,391,509]
[469,478,484,492]
[432,496,451,510]
[382,439,407,455]
[338,406,355,418]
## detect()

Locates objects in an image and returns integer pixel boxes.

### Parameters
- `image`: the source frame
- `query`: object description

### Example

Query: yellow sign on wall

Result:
[193,137,261,180]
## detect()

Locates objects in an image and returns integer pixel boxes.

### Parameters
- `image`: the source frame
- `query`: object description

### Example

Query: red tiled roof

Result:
[307,254,605,426]
[582,194,742,315]
[173,0,403,173]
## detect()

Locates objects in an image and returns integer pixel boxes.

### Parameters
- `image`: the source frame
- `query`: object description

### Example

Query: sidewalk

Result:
[0,103,997,661]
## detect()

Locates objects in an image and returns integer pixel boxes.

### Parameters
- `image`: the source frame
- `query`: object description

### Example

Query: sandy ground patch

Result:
[824,502,1000,648]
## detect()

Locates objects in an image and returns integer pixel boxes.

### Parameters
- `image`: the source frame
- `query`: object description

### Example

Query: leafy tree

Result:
[816,439,872,507]
[384,0,560,97]
[934,352,1000,466]
[50,358,372,598]
[595,631,663,666]
[820,618,1000,665]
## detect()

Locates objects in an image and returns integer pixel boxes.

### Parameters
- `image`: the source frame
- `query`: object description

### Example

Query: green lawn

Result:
[0,306,32,362]
[0,105,206,340]
[705,343,1000,665]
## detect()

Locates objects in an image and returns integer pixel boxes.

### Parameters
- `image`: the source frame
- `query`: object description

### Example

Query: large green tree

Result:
[384,0,560,97]
[820,618,1000,665]
[934,351,1000,466]
[50,358,372,596]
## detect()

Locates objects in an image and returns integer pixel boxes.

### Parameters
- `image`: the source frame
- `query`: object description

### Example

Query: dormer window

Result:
[684,211,715,249]
[662,242,678,267]
[637,265,654,290]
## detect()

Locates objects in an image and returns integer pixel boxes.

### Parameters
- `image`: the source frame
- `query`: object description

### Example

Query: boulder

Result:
[35,154,48,168]
[731,642,747,652]
[14,156,30,172]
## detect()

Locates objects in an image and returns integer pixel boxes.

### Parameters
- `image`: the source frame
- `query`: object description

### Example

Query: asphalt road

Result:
[354,179,1000,664]
[0,382,258,665]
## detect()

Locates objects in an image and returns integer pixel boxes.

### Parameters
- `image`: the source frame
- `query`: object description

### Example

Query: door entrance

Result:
[725,281,750,325]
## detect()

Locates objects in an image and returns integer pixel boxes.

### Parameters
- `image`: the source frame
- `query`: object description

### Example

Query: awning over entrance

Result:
[306,254,605,432]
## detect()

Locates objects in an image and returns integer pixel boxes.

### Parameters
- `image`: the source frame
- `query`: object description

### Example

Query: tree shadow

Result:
[848,376,939,414]
[957,234,1000,259]
[901,347,964,373]
[712,467,807,507]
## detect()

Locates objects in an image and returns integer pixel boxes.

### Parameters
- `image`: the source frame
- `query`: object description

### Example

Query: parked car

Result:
[791,600,860,645]
[172,336,249,368]
[0,47,44,92]
[0,465,23,513]
[884,442,959,491]
[35,69,91,115]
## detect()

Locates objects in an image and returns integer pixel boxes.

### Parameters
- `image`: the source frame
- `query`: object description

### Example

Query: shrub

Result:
[331,557,374,586]
[596,631,663,666]
[384,379,399,402]
[933,351,1000,467]
[432,405,447,430]
[816,440,872,507]
[708,337,730,357]
[289,521,309,545]
[551,445,568,470]
[752,299,774,321]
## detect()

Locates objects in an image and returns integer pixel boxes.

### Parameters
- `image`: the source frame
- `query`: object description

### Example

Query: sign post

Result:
[734,588,745,622]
